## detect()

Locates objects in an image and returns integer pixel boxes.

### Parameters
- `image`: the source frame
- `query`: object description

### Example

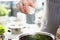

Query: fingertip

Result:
[28,0,35,8]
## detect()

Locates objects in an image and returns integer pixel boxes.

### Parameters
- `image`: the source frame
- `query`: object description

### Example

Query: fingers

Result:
[16,0,29,14]
[23,0,29,13]
[16,1,25,13]
[22,0,35,13]
[28,0,35,8]
[16,0,35,14]
[19,1,25,13]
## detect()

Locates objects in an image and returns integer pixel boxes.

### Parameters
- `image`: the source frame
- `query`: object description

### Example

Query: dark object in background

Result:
[8,39,12,40]
[41,0,60,36]
[8,30,11,32]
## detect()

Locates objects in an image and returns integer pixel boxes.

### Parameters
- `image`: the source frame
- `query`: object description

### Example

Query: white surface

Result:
[35,0,42,9]
[28,7,35,14]
[4,23,40,40]
[17,12,26,24]
[4,23,55,40]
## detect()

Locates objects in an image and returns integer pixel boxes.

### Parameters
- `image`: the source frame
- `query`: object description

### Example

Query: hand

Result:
[16,0,35,14]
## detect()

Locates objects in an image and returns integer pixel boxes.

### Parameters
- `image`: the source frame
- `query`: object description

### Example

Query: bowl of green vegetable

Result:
[19,32,55,40]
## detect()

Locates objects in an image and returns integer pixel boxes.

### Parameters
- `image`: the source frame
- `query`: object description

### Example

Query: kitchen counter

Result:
[4,24,40,40]
[1,23,60,40]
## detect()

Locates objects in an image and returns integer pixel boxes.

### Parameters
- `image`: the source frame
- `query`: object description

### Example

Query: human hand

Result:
[16,0,35,14]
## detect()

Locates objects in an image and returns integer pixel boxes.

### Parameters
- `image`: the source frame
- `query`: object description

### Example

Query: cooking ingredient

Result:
[0,6,9,16]
[0,25,5,35]
[19,33,53,40]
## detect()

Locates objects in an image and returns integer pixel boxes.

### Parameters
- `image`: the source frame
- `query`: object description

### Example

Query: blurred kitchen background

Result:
[0,0,46,40]
[0,0,45,24]
[0,1,18,16]
[0,0,44,16]
[0,0,60,40]
[0,0,45,16]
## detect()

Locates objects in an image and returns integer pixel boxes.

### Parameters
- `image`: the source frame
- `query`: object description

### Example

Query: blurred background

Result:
[0,0,60,40]
[0,0,45,16]
[0,1,18,17]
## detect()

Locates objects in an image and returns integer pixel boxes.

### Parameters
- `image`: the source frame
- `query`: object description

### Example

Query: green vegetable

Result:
[0,6,9,16]
[0,25,5,35]
[20,34,53,40]
[32,34,52,40]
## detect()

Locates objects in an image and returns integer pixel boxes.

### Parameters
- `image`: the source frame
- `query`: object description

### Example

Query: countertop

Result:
[4,24,40,40]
